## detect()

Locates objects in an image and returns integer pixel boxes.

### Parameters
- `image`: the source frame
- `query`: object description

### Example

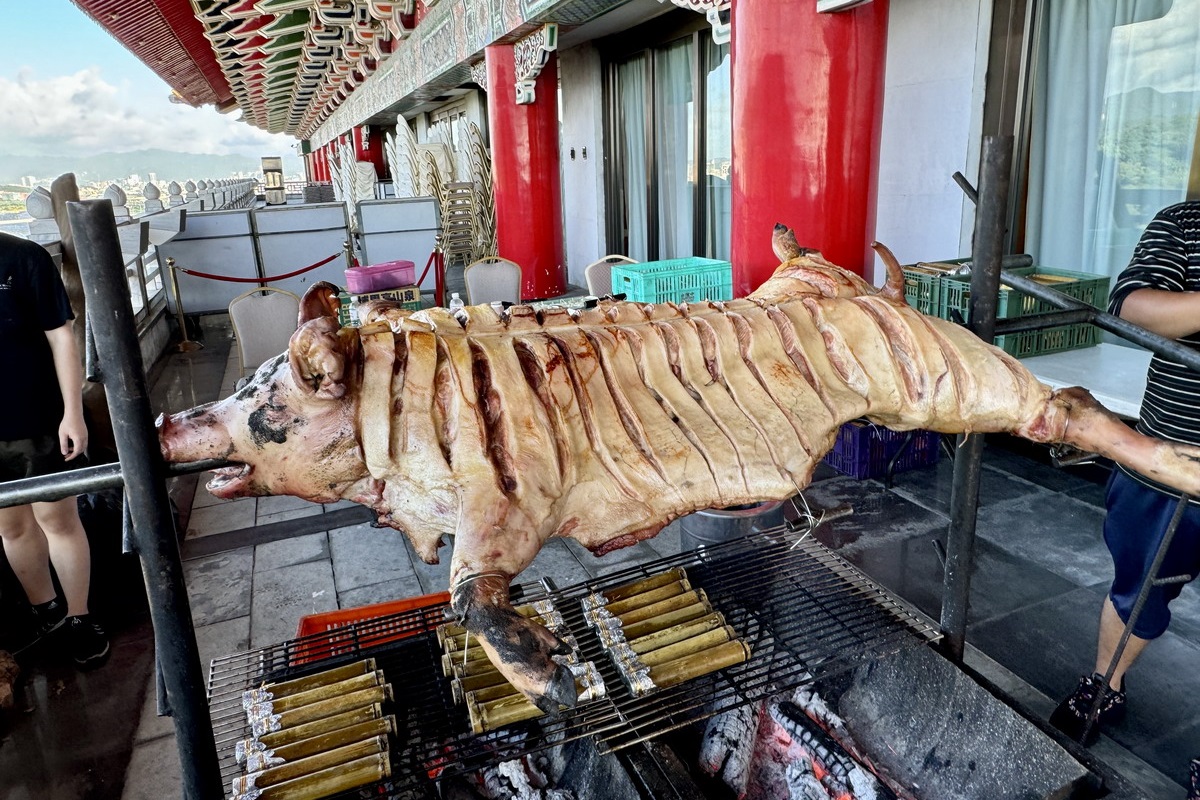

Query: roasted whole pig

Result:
[158,231,1200,712]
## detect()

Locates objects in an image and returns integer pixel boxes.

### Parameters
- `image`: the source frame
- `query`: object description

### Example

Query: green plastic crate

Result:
[337,289,423,327]
[612,257,733,304]
[941,266,1109,357]
[901,261,963,316]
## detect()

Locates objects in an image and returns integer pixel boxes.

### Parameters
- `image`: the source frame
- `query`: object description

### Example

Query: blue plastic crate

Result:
[823,420,940,480]
[612,257,733,304]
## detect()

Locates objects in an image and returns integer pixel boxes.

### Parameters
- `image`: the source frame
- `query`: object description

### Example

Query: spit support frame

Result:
[205,527,940,797]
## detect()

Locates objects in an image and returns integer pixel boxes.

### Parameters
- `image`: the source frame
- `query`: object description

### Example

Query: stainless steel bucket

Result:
[678,501,786,549]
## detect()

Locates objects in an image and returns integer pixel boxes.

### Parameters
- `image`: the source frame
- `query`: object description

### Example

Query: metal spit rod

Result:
[66,198,223,800]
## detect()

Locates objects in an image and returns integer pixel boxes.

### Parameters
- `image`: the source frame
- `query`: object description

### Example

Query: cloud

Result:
[0,66,299,159]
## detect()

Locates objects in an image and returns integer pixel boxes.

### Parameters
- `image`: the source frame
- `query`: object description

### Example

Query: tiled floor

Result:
[3,305,1198,799]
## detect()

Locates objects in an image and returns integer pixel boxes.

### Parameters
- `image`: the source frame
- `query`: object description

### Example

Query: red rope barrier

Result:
[175,252,341,283]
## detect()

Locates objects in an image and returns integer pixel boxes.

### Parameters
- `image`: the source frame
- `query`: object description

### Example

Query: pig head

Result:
[157,284,379,508]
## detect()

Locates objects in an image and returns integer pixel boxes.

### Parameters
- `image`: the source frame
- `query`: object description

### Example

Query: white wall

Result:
[558,44,607,288]
[873,0,990,283]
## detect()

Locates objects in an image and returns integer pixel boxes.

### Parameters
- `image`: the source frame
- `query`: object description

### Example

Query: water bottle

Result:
[448,292,465,312]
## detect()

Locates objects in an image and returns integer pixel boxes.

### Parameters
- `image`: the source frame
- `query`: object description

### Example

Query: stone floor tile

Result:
[133,673,176,745]
[254,532,329,573]
[975,492,1110,587]
[184,498,257,538]
[646,520,683,558]
[338,577,427,609]
[518,539,592,590]
[256,495,324,516]
[322,499,362,512]
[256,505,325,526]
[250,560,338,648]
[409,540,453,596]
[119,734,181,800]
[183,547,254,627]
[194,615,251,680]
[189,487,236,510]
[328,522,417,592]
[889,456,1049,519]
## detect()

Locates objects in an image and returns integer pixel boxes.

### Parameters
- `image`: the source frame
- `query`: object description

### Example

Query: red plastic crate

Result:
[823,420,940,480]
[292,591,450,665]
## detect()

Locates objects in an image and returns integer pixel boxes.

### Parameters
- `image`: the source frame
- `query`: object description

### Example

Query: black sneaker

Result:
[1187,757,1199,800]
[65,615,110,668]
[10,598,67,657]
[1049,673,1126,746]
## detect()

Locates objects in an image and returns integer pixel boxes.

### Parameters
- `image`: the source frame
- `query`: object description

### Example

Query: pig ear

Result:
[289,317,347,399]
[299,282,344,326]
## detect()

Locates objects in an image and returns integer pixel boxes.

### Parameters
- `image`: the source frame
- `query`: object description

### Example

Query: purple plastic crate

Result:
[823,420,940,480]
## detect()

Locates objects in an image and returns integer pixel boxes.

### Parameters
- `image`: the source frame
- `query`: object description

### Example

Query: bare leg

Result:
[0,505,56,605]
[1095,596,1149,691]
[31,497,91,618]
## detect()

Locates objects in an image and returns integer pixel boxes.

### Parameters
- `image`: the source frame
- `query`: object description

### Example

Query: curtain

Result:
[654,39,695,259]
[705,39,732,261]
[1026,0,1198,283]
[618,56,649,261]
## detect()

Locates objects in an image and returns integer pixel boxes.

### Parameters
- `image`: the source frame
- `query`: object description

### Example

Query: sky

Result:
[0,0,302,166]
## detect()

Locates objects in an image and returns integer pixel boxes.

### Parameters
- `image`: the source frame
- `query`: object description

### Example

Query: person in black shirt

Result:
[1049,201,1200,785]
[0,231,108,667]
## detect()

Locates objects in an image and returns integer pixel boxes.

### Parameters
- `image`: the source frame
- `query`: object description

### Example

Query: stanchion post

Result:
[66,198,223,800]
[166,257,203,352]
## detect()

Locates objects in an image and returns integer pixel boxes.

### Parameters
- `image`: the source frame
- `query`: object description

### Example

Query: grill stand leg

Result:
[939,134,1013,663]
[66,199,223,800]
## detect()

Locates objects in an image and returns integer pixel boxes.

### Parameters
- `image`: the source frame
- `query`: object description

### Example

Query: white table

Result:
[1020,342,1150,419]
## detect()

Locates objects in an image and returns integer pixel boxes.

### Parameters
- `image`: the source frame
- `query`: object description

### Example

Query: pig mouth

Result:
[207,462,253,496]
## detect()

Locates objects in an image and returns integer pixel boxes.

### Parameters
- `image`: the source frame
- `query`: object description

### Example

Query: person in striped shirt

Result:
[1050,200,1200,779]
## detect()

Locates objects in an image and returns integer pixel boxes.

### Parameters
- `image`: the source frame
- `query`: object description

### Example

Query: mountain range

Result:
[0,149,304,185]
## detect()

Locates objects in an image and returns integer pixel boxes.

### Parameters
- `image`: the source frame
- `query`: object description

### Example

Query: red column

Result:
[485,44,565,299]
[353,125,388,179]
[730,0,889,292]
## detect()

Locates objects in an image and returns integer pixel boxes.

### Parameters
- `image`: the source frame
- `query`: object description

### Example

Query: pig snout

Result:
[156,408,234,464]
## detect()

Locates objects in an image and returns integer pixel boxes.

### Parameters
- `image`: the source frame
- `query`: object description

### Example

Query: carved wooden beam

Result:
[513,23,558,105]
[658,0,731,44]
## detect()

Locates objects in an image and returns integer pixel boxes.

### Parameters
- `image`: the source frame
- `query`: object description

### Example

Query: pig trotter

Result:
[450,573,578,713]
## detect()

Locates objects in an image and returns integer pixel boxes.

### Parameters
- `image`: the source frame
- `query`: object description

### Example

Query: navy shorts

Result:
[0,434,80,484]
[1104,469,1200,640]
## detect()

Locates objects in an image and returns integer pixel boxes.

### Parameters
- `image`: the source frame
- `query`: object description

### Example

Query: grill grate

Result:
[206,527,940,797]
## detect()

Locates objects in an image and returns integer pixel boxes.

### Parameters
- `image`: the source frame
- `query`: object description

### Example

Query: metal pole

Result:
[940,135,1013,663]
[66,199,223,800]
[166,257,203,353]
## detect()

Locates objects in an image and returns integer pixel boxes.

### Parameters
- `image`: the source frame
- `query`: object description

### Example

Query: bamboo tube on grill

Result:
[616,589,706,627]
[273,685,392,730]
[253,659,376,700]
[601,579,691,616]
[235,735,388,793]
[255,705,383,751]
[466,692,543,734]
[235,752,390,800]
[257,671,384,714]
[648,639,750,690]
[265,716,395,766]
[602,567,687,602]
[627,612,726,655]
[637,626,735,668]
[621,600,711,639]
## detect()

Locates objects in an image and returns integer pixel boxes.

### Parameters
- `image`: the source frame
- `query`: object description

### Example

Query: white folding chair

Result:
[463,256,522,306]
[228,287,301,380]
[584,254,637,297]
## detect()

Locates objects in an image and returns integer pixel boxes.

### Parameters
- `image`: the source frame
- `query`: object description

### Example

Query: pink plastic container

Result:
[345,259,416,293]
